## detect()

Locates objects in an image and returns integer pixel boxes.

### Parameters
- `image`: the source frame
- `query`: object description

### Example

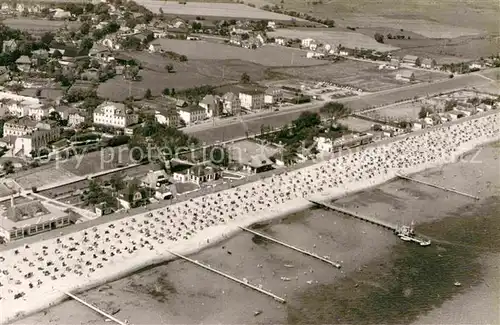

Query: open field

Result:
[274,60,446,92]
[265,0,497,33]
[336,17,484,39]
[365,101,422,121]
[15,166,78,190]
[268,29,399,52]
[389,35,499,64]
[337,116,374,132]
[98,60,266,101]
[1,18,80,32]
[135,1,301,21]
[153,40,325,67]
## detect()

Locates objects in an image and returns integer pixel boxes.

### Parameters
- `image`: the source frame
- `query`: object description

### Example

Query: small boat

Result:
[254,310,262,316]
[420,240,431,246]
[284,264,294,268]
[399,235,412,242]
[280,277,291,281]
[454,281,461,287]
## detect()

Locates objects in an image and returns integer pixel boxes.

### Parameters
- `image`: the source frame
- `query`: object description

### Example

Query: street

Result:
[185,73,492,144]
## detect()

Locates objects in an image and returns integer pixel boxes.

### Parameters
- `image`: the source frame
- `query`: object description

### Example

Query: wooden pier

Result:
[309,200,397,231]
[62,291,128,325]
[240,226,341,268]
[397,174,480,200]
[166,249,286,304]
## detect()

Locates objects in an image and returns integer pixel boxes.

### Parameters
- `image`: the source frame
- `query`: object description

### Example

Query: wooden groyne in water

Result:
[62,291,128,325]
[240,226,341,268]
[396,174,480,200]
[166,249,286,303]
[308,200,397,231]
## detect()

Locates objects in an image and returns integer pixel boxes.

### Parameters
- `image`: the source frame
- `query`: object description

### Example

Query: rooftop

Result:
[0,200,70,231]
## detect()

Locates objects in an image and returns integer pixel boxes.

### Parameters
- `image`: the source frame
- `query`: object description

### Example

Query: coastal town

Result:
[0,0,498,324]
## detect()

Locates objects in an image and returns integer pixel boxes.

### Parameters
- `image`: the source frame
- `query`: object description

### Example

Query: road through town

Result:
[185,74,492,144]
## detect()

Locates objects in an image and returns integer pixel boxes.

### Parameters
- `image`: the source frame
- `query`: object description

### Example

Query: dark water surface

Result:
[287,197,500,324]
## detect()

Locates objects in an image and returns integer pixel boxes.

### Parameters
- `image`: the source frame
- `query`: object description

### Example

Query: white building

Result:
[2,117,60,157]
[68,111,87,127]
[199,95,221,118]
[315,136,334,152]
[264,88,283,104]
[221,92,241,115]
[239,90,264,110]
[155,110,178,127]
[93,102,139,128]
[275,37,286,46]
[0,91,42,118]
[301,38,315,48]
[0,199,74,242]
[178,105,206,125]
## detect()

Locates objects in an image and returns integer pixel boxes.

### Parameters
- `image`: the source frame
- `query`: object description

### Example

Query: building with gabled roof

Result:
[93,101,138,128]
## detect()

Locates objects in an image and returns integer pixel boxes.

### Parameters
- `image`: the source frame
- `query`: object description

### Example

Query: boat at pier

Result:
[395,221,431,246]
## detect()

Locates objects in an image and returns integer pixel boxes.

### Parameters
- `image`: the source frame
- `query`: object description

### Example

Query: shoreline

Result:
[1,112,499,324]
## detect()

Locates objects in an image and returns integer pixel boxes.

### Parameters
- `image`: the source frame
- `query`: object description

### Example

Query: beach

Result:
[13,138,499,325]
[1,111,499,324]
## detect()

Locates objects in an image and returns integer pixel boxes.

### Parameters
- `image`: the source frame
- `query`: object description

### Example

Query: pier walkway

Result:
[397,174,480,200]
[240,226,341,268]
[166,249,286,304]
[308,200,397,231]
[62,291,128,325]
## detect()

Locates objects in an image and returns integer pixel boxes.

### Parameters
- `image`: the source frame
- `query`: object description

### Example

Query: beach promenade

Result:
[0,111,499,324]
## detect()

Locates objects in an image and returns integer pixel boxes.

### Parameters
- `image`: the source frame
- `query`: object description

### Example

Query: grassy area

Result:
[287,196,499,324]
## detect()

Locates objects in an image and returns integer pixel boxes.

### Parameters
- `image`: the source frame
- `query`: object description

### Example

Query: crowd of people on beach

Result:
[0,112,498,322]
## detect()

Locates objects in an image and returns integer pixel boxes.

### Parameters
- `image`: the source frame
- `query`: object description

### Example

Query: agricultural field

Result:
[274,60,446,92]
[15,166,78,189]
[337,116,374,133]
[152,39,324,67]
[1,18,80,32]
[135,1,301,21]
[388,35,499,64]
[99,51,271,101]
[268,29,399,52]
[264,0,497,33]
[364,102,423,122]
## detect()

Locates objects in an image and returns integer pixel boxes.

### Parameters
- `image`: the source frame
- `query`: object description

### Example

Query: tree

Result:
[52,50,63,59]
[8,83,24,94]
[3,160,14,174]
[165,63,174,73]
[415,57,421,67]
[281,145,297,166]
[41,32,54,45]
[124,65,139,80]
[80,37,94,51]
[163,88,171,96]
[81,22,91,35]
[374,33,384,43]
[110,173,125,191]
[210,146,229,166]
[319,102,351,121]
[241,72,251,83]
[418,105,433,119]
[144,88,152,99]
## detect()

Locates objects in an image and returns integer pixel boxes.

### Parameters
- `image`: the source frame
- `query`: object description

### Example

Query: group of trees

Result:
[260,5,335,27]
[130,116,200,162]
[374,33,384,44]
[319,102,351,122]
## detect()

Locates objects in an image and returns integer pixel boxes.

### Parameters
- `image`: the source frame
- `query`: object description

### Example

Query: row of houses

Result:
[413,103,496,131]
[175,88,284,125]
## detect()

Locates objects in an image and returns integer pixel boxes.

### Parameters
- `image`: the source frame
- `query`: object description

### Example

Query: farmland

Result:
[268,29,399,52]
[98,50,274,100]
[364,102,423,122]
[152,39,325,67]
[273,60,447,92]
[264,0,497,33]
[134,1,302,21]
[1,18,80,33]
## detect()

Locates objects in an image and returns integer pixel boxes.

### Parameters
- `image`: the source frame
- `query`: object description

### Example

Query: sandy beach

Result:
[1,111,499,324]
[14,138,499,325]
